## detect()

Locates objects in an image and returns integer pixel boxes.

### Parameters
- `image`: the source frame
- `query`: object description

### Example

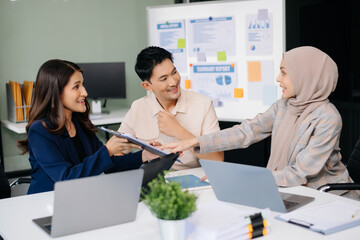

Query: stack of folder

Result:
[8,80,34,122]
[22,81,34,120]
[237,212,270,239]
[186,201,270,240]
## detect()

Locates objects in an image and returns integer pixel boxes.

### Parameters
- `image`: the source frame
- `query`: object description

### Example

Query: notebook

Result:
[200,160,314,213]
[33,169,143,237]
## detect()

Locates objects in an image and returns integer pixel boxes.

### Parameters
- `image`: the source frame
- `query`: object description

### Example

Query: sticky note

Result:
[185,79,191,89]
[177,39,186,49]
[263,85,277,106]
[234,88,243,98]
[217,51,226,61]
[212,99,223,107]
[257,9,269,20]
[248,82,262,101]
[197,52,206,62]
[248,61,262,82]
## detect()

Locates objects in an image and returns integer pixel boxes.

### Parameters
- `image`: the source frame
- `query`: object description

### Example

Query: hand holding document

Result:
[276,200,360,235]
[98,127,183,164]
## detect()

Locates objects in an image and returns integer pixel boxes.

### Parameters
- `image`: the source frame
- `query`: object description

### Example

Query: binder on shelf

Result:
[6,81,34,123]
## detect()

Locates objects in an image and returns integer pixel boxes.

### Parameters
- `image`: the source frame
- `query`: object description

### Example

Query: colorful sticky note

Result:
[217,51,226,61]
[177,39,185,49]
[234,88,243,98]
[263,85,277,106]
[197,52,206,62]
[257,9,269,20]
[248,61,262,82]
[185,79,191,89]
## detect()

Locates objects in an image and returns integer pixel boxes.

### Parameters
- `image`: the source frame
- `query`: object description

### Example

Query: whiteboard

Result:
[147,0,285,122]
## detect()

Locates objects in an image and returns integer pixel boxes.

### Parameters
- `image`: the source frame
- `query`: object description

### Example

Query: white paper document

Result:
[276,200,360,235]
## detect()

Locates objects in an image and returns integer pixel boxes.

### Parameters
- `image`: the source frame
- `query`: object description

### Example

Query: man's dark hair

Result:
[135,46,173,82]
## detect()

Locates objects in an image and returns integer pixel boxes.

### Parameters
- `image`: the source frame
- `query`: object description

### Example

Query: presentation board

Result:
[147,0,285,122]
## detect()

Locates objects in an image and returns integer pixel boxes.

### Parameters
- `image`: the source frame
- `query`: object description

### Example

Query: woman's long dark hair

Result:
[17,59,97,154]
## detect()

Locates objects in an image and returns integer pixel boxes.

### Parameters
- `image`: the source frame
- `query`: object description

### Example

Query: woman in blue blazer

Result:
[17,59,156,194]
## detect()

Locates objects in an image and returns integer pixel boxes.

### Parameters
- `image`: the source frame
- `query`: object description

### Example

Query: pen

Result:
[176,158,184,164]
[352,208,360,218]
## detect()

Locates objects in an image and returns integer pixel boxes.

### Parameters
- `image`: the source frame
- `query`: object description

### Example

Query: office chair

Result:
[0,164,31,198]
[0,164,11,199]
[318,138,360,192]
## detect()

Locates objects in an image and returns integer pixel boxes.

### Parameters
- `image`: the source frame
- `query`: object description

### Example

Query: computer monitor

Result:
[76,62,126,114]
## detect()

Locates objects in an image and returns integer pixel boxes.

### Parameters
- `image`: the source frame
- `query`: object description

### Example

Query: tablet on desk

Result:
[98,127,167,157]
[166,174,210,190]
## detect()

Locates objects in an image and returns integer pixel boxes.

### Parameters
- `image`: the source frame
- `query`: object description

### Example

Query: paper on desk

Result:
[276,200,360,235]
[186,200,270,240]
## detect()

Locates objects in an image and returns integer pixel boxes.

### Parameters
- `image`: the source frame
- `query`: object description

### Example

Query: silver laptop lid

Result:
[51,169,143,237]
[200,160,287,213]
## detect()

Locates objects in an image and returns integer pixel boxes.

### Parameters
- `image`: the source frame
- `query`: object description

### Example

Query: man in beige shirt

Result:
[119,46,224,170]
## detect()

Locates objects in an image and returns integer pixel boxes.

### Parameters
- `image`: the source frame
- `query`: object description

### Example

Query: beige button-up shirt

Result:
[119,89,220,170]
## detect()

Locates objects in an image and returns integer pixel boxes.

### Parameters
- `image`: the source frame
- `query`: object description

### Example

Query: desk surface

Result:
[1,168,360,240]
[1,108,129,134]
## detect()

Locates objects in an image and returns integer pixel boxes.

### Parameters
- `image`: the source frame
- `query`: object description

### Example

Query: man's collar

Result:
[146,89,186,116]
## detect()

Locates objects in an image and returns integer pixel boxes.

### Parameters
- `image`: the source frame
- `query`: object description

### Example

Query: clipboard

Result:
[98,127,167,157]
[276,200,360,235]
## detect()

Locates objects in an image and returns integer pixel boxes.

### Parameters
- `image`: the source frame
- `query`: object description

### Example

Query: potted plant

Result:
[141,173,197,240]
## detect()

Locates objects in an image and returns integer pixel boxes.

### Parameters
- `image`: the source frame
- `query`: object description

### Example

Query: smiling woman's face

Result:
[61,70,88,116]
[276,58,294,99]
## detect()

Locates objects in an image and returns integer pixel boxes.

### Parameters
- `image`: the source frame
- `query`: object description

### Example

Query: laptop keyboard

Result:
[44,224,52,232]
[283,199,298,209]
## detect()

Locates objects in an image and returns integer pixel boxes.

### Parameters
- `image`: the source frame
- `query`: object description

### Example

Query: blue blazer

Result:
[27,118,143,194]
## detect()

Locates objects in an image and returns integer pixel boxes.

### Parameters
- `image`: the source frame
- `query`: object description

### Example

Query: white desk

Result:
[1,168,360,240]
[0,108,130,134]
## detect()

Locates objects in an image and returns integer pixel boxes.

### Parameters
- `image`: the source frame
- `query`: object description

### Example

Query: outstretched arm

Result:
[158,111,224,161]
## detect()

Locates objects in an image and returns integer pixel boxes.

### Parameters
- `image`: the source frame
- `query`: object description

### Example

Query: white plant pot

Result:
[158,218,187,240]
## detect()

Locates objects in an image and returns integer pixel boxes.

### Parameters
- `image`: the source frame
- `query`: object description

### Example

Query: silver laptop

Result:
[200,160,314,213]
[33,169,143,237]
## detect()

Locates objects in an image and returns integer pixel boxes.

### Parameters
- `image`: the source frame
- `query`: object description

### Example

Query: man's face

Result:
[141,58,181,104]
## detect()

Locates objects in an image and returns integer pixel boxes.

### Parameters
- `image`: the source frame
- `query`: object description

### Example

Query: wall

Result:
[0,0,173,173]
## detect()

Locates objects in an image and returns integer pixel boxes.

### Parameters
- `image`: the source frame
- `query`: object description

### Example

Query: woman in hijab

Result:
[162,46,360,200]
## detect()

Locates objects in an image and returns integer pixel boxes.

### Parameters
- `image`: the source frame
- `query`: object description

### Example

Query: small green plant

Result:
[141,173,197,220]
